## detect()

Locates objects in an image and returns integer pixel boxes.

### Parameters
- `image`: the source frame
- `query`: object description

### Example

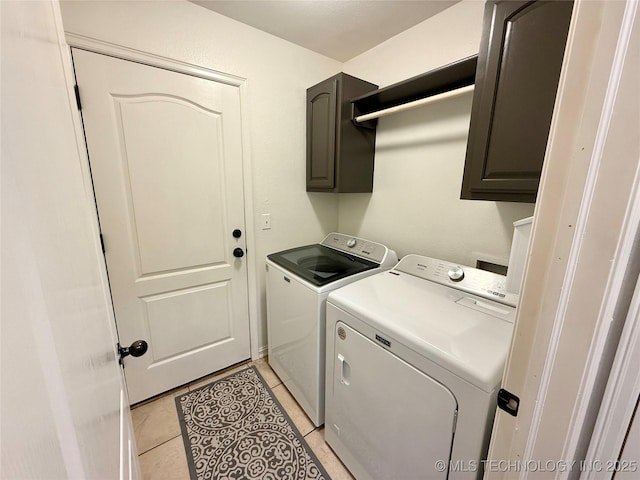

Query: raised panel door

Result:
[73,49,251,403]
[307,78,337,190]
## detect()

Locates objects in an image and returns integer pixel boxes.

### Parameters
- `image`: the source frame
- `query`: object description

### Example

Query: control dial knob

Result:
[448,266,465,282]
[346,238,357,248]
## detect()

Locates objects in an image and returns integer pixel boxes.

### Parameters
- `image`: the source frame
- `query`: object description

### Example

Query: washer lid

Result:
[327,266,516,392]
[267,244,378,287]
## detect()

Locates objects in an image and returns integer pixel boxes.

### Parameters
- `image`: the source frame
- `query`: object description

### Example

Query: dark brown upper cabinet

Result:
[461,0,574,203]
[306,73,377,192]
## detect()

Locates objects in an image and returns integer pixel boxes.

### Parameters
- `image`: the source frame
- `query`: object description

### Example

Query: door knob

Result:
[233,247,244,258]
[232,229,242,238]
[118,340,148,364]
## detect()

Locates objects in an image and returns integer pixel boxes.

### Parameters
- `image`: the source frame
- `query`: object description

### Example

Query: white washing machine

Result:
[325,254,518,480]
[266,233,398,426]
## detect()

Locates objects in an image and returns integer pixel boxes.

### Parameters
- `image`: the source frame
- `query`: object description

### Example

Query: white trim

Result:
[257,344,269,360]
[64,32,262,372]
[237,78,262,361]
[583,271,640,478]
[521,0,638,475]
[562,0,639,468]
[66,32,246,87]
[575,8,640,469]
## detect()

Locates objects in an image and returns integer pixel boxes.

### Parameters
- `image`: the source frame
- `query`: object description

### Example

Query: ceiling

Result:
[191,1,460,62]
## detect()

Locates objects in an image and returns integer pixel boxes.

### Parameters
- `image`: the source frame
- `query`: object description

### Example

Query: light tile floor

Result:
[131,358,354,480]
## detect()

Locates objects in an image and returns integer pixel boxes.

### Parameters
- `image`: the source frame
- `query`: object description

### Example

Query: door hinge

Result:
[497,388,520,416]
[74,84,82,111]
[99,233,105,254]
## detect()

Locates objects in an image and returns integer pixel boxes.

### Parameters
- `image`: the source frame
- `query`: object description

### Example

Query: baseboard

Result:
[254,345,268,360]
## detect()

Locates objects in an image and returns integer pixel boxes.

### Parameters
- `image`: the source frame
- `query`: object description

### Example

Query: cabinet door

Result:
[461,0,573,202]
[307,78,337,190]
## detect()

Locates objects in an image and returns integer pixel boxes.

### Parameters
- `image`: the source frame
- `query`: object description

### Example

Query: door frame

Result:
[583,269,640,476]
[580,0,640,468]
[522,0,639,466]
[65,34,261,361]
[486,0,640,474]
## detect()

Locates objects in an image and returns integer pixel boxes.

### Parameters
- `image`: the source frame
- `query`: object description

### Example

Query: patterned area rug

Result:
[175,366,331,480]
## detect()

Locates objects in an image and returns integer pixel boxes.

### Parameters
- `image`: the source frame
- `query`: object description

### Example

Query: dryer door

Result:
[328,322,458,480]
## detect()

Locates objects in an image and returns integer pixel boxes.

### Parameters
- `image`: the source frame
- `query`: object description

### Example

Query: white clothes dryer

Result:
[266,233,397,426]
[325,254,518,480]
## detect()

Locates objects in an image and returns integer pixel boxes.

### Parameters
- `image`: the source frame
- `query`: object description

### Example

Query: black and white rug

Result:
[175,366,331,480]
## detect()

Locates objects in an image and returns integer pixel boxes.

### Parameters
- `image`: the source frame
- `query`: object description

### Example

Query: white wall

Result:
[59,0,342,352]
[59,0,537,356]
[341,1,535,266]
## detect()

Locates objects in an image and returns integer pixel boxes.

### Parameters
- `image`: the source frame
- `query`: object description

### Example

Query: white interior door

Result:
[72,49,251,403]
[1,1,137,478]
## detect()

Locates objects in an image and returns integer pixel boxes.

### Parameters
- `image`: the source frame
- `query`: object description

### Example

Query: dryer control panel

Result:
[395,254,519,307]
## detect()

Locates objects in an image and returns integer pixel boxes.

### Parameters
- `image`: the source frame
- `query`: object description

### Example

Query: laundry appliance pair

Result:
[266,233,517,479]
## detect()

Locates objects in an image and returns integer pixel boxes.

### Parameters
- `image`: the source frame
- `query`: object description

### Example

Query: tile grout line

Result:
[137,432,183,457]
[265,380,319,439]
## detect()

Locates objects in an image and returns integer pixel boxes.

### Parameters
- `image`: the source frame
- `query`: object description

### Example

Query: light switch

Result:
[261,214,271,230]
